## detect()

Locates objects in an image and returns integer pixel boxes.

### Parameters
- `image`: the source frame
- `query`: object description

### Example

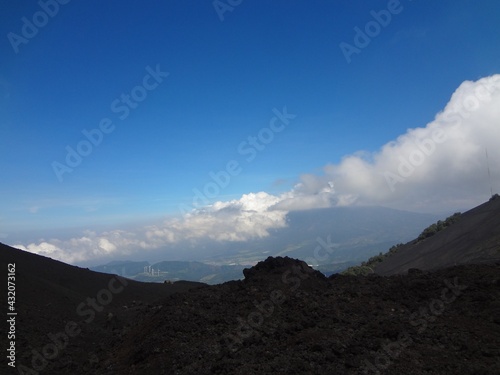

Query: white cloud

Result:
[16,241,64,258]
[98,238,117,253]
[14,75,500,264]
[322,74,500,211]
[13,192,290,264]
[14,231,132,264]
[271,176,337,211]
[146,192,288,243]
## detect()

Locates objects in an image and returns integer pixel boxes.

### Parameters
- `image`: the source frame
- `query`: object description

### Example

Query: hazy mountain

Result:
[89,206,440,282]
[198,206,440,271]
[90,260,149,278]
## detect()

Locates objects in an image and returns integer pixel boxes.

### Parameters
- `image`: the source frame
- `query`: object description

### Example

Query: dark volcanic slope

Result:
[374,196,500,276]
[97,257,500,375]
[0,243,204,374]
[2,240,500,374]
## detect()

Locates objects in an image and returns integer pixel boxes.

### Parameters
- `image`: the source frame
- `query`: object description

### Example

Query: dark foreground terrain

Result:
[97,257,500,375]
[3,241,499,374]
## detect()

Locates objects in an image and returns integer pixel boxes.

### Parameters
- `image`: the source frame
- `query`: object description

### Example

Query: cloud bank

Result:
[324,74,500,210]
[15,75,500,264]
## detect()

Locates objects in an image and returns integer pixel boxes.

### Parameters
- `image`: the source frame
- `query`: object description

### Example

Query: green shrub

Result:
[416,212,461,242]
[341,212,463,276]
[342,244,403,276]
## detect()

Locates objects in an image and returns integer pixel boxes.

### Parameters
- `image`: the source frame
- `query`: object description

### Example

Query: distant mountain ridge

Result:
[89,206,440,282]
[191,206,441,273]
[91,260,149,277]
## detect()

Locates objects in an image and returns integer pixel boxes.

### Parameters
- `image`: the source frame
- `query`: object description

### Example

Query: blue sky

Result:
[1,1,500,262]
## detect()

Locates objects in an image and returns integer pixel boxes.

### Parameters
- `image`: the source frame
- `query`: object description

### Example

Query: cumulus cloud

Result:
[14,75,500,264]
[321,74,500,211]
[271,176,337,211]
[239,75,499,213]
[15,230,143,264]
[14,193,290,264]
[145,192,288,243]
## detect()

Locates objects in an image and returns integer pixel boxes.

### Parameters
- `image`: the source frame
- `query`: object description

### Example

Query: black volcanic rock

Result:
[242,256,328,293]
[97,260,500,375]
[0,243,204,374]
[243,256,325,280]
